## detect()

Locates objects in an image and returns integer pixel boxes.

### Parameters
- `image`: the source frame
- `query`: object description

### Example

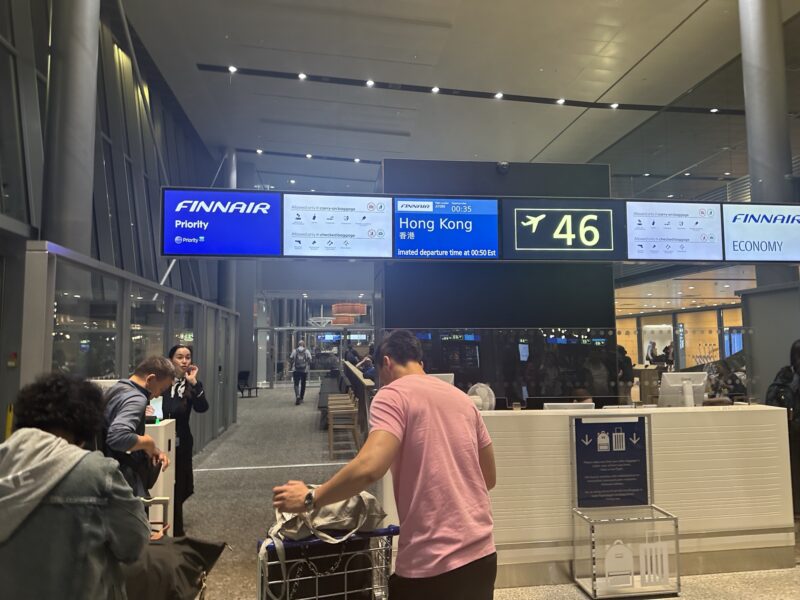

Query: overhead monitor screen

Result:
[502,198,626,260]
[283,194,391,258]
[626,201,723,261]
[161,188,281,256]
[393,198,499,259]
[723,203,800,262]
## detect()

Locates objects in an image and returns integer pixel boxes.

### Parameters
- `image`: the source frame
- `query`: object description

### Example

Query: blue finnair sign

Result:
[162,188,282,256]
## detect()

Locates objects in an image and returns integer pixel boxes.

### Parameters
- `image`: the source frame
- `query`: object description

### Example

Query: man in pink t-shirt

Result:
[273,329,497,599]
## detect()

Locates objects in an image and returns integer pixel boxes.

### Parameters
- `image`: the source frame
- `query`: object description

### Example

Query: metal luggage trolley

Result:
[258,526,399,600]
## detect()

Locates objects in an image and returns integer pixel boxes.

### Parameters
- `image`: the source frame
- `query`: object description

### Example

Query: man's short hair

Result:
[133,356,176,380]
[376,330,423,366]
[14,373,105,445]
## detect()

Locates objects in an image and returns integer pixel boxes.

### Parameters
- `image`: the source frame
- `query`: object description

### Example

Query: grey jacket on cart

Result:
[0,428,150,599]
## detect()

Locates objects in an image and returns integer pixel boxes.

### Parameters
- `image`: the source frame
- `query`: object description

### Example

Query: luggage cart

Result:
[258,525,399,600]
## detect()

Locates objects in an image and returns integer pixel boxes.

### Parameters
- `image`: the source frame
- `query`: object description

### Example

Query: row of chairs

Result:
[326,389,362,458]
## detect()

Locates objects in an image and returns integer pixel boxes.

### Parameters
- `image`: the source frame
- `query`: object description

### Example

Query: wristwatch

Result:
[303,488,316,512]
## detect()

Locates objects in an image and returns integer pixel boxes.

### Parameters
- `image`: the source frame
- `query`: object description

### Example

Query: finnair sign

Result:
[723,204,800,262]
[175,200,271,214]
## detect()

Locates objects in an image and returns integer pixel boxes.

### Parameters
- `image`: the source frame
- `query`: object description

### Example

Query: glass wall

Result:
[53,263,119,379]
[0,41,28,222]
[173,300,196,347]
[677,310,720,368]
[640,315,674,366]
[615,317,638,363]
[129,285,165,373]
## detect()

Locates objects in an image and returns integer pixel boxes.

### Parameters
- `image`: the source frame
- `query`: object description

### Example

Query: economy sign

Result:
[574,416,649,508]
[503,198,626,260]
[393,197,499,259]
[162,188,282,256]
[723,203,800,262]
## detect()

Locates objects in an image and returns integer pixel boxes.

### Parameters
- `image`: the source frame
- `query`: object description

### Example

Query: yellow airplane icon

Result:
[520,214,546,233]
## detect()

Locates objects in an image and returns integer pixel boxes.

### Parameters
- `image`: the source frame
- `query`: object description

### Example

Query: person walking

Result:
[0,373,151,599]
[163,345,209,537]
[273,329,497,599]
[104,356,174,497]
[289,339,313,405]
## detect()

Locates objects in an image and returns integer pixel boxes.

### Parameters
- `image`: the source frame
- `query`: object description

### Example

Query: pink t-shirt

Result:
[369,374,495,578]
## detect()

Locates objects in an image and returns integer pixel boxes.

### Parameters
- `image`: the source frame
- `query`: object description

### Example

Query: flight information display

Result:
[723,203,800,262]
[502,198,626,260]
[626,201,722,261]
[283,194,392,258]
[393,197,499,259]
[161,188,281,256]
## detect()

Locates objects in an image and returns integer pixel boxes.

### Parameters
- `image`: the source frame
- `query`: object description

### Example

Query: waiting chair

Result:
[237,371,258,398]
[328,391,361,458]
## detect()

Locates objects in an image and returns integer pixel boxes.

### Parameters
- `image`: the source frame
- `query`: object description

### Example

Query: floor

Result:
[186,387,800,599]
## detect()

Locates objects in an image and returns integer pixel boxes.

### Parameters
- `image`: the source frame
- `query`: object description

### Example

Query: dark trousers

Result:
[293,370,308,400]
[388,553,496,600]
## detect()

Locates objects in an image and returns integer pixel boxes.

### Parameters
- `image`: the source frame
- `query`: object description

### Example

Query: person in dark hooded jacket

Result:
[0,373,150,599]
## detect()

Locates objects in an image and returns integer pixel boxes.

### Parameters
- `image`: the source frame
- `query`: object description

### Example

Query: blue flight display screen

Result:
[162,188,282,256]
[393,198,499,259]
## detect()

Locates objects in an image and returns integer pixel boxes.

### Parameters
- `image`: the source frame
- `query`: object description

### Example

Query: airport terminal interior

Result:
[3,1,800,598]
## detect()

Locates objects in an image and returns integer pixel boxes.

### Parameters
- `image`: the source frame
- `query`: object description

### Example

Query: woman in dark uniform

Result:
[163,344,209,536]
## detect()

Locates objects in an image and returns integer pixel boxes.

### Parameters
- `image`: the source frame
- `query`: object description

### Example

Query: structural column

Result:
[738,0,798,285]
[217,149,238,308]
[40,0,101,254]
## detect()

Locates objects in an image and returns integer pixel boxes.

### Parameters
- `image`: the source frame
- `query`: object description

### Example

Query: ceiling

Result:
[614,265,755,317]
[125,0,800,195]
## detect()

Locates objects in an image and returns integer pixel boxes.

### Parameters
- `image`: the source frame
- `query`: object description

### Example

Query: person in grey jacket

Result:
[0,373,151,599]
[104,356,175,496]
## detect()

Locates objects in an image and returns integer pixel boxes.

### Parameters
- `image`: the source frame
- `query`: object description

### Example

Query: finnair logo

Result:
[175,200,271,214]
[732,213,800,224]
[397,201,433,213]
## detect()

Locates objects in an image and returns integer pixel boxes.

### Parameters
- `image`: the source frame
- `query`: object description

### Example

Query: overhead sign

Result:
[723,203,800,262]
[161,188,281,256]
[626,201,723,261]
[574,416,649,508]
[393,198,499,259]
[283,194,392,258]
[503,198,626,260]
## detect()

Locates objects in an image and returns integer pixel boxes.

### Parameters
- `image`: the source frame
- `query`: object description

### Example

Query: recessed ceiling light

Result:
[647,293,653,296]
[310,189,316,192]
[366,79,375,87]
[431,86,440,94]
[256,148,263,154]
[666,301,671,304]
[684,172,691,176]
[691,300,697,303]
[710,108,719,113]
[306,153,313,159]
[724,171,731,176]
[228,65,237,74]
[610,103,619,109]
[688,286,695,290]
[667,194,674,198]
[354,158,361,163]
[643,172,651,177]
[556,98,566,105]
[678,292,683,295]
[494,92,504,99]
[289,179,296,184]
[298,72,307,80]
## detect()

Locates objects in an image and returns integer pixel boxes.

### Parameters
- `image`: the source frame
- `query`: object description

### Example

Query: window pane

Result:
[53,263,119,379]
[173,300,196,347]
[0,0,12,44]
[677,310,719,368]
[29,0,50,75]
[130,286,165,372]
[0,47,28,222]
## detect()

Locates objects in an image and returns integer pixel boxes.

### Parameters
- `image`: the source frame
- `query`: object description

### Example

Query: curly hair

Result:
[14,373,106,446]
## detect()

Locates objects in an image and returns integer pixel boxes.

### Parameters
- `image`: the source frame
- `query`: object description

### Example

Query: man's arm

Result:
[273,430,400,512]
[107,394,155,455]
[479,443,497,490]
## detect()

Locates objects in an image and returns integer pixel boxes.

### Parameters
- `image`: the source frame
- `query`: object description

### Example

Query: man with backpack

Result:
[766,339,800,514]
[104,356,175,496]
[290,340,313,405]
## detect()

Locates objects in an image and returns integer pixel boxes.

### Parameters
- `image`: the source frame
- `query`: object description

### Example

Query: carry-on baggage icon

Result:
[640,531,670,586]
[612,427,626,452]
[605,540,634,588]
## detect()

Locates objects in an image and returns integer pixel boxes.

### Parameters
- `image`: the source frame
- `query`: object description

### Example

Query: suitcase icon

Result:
[612,427,626,452]
[640,531,670,586]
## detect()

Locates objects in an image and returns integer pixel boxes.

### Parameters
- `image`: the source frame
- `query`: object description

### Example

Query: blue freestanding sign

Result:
[574,416,649,508]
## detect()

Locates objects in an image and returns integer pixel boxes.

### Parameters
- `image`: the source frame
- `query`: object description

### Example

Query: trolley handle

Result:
[258,525,399,551]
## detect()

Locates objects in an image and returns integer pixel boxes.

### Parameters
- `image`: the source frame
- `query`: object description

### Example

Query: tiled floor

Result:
[187,388,800,599]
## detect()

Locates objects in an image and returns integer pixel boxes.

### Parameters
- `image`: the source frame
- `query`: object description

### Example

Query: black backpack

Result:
[766,366,800,421]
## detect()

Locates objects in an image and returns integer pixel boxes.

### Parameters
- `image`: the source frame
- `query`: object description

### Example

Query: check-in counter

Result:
[145,419,176,535]
[378,405,794,588]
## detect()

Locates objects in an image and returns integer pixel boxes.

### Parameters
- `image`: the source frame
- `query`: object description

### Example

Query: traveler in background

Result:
[767,339,800,514]
[274,329,497,600]
[663,342,675,368]
[290,339,313,405]
[0,373,150,599]
[344,343,360,365]
[163,345,209,537]
[356,355,377,381]
[617,345,635,401]
[105,356,175,497]
[646,341,659,364]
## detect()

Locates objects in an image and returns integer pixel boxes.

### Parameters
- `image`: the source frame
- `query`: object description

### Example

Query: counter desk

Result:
[378,405,794,589]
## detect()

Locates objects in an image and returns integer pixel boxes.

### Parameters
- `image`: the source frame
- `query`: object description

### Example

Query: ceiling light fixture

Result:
[556,98,566,105]
[256,148,263,154]
[688,286,695,290]
[366,79,375,87]
[289,179,296,184]
[494,92,504,99]
[228,65,237,74]
[306,153,313,159]
[310,189,316,192]
[667,194,674,198]
[724,284,731,288]
[710,108,719,113]
[724,171,731,176]
[684,172,691,176]
[643,173,651,177]
[354,158,361,163]
[610,103,619,109]
[431,86,440,94]
[298,72,307,80]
